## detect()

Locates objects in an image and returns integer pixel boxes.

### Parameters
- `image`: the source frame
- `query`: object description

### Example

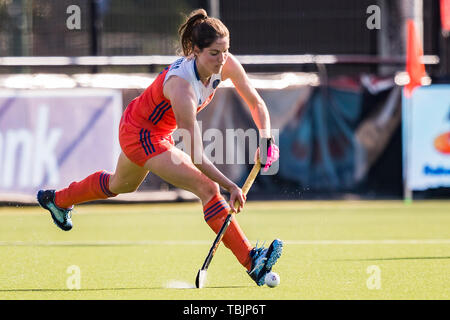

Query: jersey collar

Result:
[193,59,201,81]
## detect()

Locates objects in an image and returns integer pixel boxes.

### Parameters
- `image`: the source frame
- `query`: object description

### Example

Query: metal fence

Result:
[0,0,449,75]
[0,0,380,56]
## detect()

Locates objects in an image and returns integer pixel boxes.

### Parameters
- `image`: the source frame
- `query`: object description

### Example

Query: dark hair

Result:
[178,9,229,56]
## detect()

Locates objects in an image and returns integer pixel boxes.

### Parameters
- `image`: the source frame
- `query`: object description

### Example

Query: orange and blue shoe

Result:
[247,239,283,286]
[37,190,73,231]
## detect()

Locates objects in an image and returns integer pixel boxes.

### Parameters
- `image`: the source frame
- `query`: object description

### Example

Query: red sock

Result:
[203,194,253,271]
[54,171,117,209]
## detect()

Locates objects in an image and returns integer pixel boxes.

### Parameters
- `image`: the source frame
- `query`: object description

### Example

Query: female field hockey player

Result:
[37,9,282,286]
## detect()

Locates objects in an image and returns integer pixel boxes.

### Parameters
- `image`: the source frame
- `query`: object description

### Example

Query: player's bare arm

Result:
[222,53,272,138]
[222,53,279,168]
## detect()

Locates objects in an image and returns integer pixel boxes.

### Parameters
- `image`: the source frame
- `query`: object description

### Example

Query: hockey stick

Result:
[195,159,262,288]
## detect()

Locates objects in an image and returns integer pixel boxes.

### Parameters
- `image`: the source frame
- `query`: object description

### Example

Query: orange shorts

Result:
[119,118,174,167]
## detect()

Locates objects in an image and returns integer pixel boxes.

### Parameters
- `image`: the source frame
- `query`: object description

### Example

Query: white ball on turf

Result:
[264,272,280,288]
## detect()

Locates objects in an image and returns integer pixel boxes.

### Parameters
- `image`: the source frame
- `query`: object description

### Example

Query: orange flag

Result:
[404,19,426,98]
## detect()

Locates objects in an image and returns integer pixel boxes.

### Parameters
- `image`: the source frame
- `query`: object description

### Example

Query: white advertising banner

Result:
[0,89,122,197]
[405,85,450,190]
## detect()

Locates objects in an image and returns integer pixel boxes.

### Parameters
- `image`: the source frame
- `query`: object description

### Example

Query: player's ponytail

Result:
[178,9,229,57]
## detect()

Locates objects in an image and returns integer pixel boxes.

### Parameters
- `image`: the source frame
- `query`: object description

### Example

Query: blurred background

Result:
[0,0,449,204]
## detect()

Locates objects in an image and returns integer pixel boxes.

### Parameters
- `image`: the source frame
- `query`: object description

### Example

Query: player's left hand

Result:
[256,137,280,172]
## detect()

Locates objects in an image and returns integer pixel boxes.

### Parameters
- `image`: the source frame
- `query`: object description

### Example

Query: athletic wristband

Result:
[259,137,273,166]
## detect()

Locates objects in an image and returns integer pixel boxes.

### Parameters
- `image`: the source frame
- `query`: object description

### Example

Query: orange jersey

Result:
[119,57,221,166]
[121,67,176,134]
[122,57,220,135]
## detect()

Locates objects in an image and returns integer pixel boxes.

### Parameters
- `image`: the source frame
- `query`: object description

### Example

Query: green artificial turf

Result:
[0,200,449,300]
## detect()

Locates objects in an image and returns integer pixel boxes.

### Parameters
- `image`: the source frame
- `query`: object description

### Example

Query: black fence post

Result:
[90,0,101,73]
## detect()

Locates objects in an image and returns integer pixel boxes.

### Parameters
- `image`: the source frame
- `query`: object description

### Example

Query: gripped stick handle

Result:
[233,159,262,212]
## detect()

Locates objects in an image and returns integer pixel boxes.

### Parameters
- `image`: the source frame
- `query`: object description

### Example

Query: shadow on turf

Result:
[204,285,251,289]
[0,285,251,293]
[0,287,164,292]
[330,256,450,262]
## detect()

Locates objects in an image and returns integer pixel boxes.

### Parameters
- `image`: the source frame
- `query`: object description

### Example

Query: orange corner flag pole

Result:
[403,19,427,204]
[404,19,426,98]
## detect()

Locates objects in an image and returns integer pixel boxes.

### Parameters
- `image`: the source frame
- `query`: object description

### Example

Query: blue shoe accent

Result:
[37,190,73,231]
[247,239,283,286]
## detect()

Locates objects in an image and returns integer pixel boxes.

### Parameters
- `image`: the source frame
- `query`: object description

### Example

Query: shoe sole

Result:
[256,239,283,286]
[265,239,283,271]
[37,191,72,231]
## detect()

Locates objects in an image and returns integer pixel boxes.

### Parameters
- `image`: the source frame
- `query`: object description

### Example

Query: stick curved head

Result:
[195,270,207,288]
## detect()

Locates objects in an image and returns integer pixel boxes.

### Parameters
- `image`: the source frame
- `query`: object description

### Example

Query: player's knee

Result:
[198,179,220,201]
[114,182,140,194]
[109,176,140,194]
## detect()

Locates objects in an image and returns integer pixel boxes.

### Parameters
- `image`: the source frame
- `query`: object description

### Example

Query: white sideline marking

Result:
[0,239,449,246]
